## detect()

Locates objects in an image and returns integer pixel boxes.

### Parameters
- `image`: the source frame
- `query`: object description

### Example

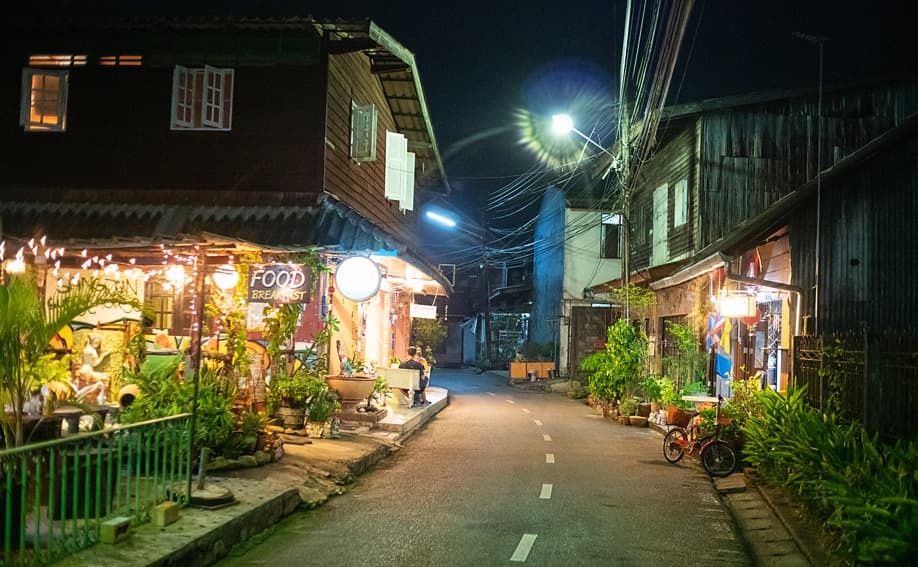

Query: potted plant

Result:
[305,388,340,438]
[580,319,648,417]
[619,398,638,425]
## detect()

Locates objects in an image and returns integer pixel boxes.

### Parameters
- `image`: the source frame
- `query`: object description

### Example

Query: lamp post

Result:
[550,113,630,320]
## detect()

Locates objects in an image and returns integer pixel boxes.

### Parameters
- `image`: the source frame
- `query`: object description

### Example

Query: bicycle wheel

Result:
[700,440,736,476]
[663,428,688,463]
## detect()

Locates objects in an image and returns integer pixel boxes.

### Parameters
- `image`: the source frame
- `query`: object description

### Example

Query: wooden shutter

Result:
[385,131,407,202]
[402,151,416,211]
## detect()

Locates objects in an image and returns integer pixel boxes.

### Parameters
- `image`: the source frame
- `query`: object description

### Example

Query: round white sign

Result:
[335,257,381,302]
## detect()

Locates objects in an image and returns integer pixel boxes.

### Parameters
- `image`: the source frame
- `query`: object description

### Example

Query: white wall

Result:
[563,209,622,300]
[558,209,623,376]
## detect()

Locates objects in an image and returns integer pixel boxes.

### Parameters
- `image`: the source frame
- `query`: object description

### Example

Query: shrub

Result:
[742,387,918,563]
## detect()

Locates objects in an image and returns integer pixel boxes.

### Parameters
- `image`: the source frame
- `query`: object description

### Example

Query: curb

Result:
[746,472,831,566]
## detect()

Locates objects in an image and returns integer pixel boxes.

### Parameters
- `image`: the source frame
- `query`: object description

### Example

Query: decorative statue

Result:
[335,339,354,376]
[78,334,110,404]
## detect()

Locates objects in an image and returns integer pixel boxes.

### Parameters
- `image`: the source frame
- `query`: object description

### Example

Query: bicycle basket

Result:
[667,406,692,428]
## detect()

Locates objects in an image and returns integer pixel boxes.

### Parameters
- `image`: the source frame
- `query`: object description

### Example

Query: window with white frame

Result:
[350,103,378,162]
[600,213,623,259]
[674,178,688,226]
[170,65,234,131]
[20,68,69,132]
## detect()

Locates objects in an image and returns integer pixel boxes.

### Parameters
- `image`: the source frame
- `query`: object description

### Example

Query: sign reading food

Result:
[247,264,312,304]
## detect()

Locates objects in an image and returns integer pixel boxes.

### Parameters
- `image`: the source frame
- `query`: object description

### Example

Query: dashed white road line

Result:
[533,419,543,426]
[542,434,552,442]
[545,453,555,463]
[487,392,496,397]
[506,399,516,405]
[510,534,538,562]
[539,484,553,499]
[521,408,531,414]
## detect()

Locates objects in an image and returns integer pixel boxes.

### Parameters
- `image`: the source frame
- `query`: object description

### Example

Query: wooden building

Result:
[0,16,451,370]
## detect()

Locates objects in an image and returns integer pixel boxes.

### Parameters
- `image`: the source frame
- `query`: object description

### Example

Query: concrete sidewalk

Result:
[647,420,829,566]
[51,387,449,567]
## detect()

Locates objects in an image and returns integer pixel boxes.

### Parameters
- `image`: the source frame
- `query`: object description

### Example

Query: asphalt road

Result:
[218,369,752,566]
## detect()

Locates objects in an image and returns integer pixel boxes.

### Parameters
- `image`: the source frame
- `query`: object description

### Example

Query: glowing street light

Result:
[425,210,457,228]
[551,113,616,158]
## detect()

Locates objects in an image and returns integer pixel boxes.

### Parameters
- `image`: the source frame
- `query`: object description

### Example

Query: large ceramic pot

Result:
[325,376,376,411]
[277,406,306,428]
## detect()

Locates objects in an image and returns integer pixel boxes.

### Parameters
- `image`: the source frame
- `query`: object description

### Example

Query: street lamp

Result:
[551,113,616,158]
[425,210,457,228]
[422,208,491,362]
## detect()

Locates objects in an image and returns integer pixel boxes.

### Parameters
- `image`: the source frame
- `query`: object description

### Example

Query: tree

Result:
[0,274,140,448]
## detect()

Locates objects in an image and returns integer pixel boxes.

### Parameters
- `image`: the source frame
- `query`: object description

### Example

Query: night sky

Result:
[291,0,917,214]
[16,1,918,219]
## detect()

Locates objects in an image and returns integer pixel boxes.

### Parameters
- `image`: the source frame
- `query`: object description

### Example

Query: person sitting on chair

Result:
[398,346,429,406]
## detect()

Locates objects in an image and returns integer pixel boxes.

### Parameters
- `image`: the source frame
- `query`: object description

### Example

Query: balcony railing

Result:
[0,414,193,567]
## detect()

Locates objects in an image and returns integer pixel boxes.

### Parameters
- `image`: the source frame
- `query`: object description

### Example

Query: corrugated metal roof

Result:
[0,193,453,292]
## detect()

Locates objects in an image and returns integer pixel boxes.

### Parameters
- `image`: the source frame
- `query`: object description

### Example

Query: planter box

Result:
[628,416,648,427]
[510,361,556,380]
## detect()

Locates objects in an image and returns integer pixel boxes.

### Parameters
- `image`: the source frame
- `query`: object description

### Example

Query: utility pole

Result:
[793,32,828,336]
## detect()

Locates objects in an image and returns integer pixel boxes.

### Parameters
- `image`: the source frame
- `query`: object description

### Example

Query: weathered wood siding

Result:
[791,135,918,334]
[324,51,417,248]
[630,124,696,270]
[700,81,918,246]
[0,32,326,201]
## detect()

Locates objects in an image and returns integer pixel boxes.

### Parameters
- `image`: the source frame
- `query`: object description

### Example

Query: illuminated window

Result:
[600,213,623,259]
[170,65,234,131]
[99,55,143,67]
[19,68,68,132]
[28,54,87,67]
[144,278,192,336]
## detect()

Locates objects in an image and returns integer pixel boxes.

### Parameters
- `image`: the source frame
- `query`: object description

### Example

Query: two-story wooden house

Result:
[0,16,451,371]
[579,77,918,434]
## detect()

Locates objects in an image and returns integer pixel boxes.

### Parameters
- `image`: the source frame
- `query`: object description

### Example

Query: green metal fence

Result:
[0,414,192,567]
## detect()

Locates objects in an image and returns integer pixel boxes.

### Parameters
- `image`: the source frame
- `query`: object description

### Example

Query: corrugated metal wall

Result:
[700,81,918,247]
[630,125,696,270]
[791,134,918,334]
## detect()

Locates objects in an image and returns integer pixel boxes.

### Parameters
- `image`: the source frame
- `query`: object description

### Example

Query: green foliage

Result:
[662,321,706,390]
[411,318,447,364]
[28,353,72,386]
[655,376,680,406]
[580,319,647,402]
[269,366,326,409]
[239,410,268,437]
[618,398,638,417]
[0,274,141,447]
[742,387,918,563]
[306,388,340,423]
[122,355,237,451]
[640,375,664,403]
[818,338,850,419]
[604,283,656,319]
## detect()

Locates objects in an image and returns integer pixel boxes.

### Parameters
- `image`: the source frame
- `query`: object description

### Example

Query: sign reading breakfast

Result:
[247,264,312,304]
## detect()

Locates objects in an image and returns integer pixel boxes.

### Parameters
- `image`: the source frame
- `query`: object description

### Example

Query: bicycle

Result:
[662,395,736,477]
